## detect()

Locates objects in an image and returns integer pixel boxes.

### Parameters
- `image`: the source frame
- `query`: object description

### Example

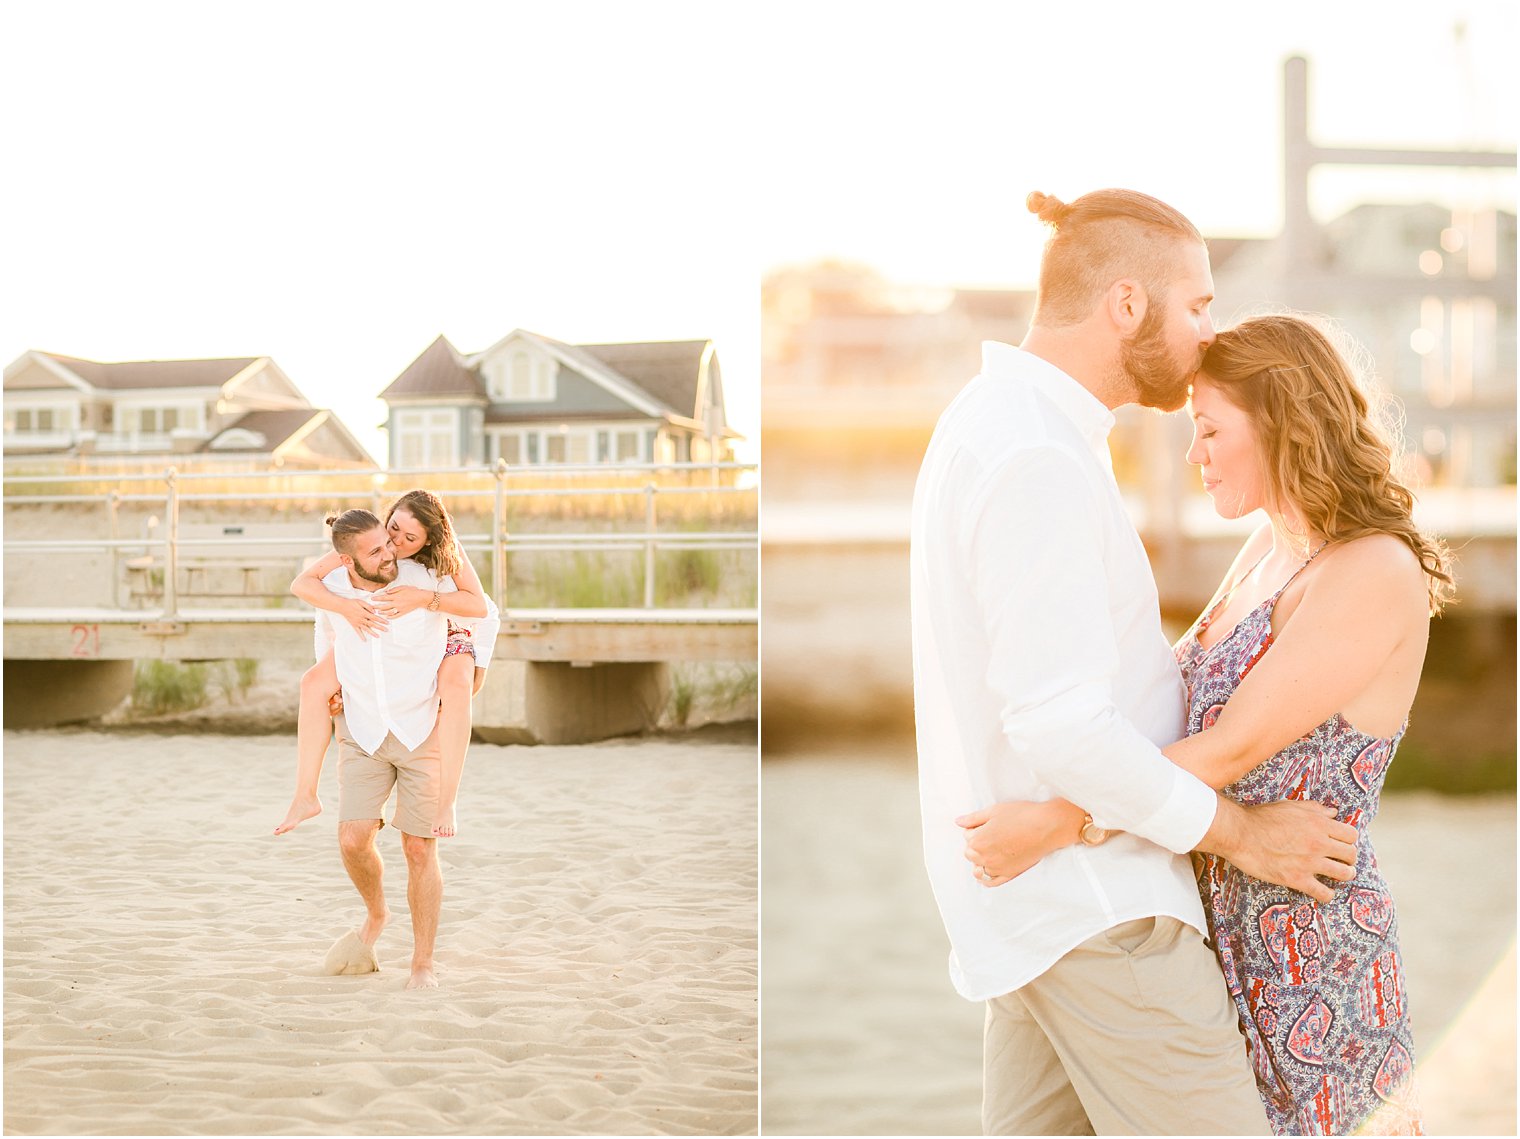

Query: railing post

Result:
[108,490,122,610]
[162,467,180,620]
[492,458,507,610]
[643,482,657,609]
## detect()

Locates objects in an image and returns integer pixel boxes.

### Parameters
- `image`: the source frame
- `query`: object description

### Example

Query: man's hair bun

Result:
[1027,191,1069,224]
[324,512,338,528]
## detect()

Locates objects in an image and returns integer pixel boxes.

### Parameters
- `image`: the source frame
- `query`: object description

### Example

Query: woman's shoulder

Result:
[1314,533,1426,607]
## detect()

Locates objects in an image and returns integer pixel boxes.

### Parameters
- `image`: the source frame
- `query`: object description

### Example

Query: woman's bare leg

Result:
[432,653,475,838]
[275,651,340,835]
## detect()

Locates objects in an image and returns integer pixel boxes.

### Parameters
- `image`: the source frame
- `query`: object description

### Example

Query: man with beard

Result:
[314,508,455,990]
[910,190,1355,1133]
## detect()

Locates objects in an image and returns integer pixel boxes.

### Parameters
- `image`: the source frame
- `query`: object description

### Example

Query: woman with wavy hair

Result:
[962,314,1450,1135]
[275,488,498,841]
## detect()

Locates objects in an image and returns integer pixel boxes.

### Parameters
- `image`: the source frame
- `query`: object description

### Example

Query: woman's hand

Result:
[339,597,388,640]
[956,799,1086,887]
[373,585,432,619]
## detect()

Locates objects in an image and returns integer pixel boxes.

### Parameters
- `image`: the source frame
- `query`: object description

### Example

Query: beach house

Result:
[1,351,374,468]
[378,329,738,469]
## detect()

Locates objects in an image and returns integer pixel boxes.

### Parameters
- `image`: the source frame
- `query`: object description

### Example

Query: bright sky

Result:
[3,2,1515,465]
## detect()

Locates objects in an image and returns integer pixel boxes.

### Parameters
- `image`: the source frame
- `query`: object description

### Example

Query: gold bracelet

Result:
[428,586,441,612]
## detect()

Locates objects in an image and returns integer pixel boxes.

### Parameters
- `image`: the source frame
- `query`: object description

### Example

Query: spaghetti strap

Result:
[1191,546,1273,638]
[1270,539,1330,600]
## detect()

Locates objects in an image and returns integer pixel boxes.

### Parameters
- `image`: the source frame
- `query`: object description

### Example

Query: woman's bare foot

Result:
[358,909,390,947]
[431,802,457,839]
[406,963,439,989]
[274,794,322,835]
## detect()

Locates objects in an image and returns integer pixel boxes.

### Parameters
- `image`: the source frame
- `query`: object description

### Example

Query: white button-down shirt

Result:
[314,559,453,754]
[911,341,1218,1001]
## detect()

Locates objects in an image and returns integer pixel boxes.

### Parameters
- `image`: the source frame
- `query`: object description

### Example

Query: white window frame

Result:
[484,420,653,466]
[394,408,459,469]
[115,399,206,436]
[614,428,643,462]
[484,349,556,403]
[4,397,80,436]
[485,428,527,465]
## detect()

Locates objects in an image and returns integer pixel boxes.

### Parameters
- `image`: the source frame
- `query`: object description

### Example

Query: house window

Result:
[486,350,556,402]
[140,408,178,433]
[13,408,56,432]
[120,404,202,435]
[395,409,457,468]
[487,433,522,464]
[615,429,642,462]
[544,428,593,464]
[7,405,77,434]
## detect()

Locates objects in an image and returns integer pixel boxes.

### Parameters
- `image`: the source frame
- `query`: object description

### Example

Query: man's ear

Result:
[1106,279,1147,335]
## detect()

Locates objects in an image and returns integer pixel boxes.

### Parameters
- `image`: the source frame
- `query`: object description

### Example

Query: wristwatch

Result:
[1079,813,1111,847]
[427,585,441,612]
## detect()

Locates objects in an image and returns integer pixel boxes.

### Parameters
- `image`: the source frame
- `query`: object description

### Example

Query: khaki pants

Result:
[983,916,1270,1136]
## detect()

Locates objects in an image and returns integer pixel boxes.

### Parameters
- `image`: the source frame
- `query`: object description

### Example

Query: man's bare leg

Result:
[275,655,340,834]
[401,831,442,989]
[338,820,391,945]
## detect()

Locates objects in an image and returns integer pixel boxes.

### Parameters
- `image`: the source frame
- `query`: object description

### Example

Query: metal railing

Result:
[3,460,758,619]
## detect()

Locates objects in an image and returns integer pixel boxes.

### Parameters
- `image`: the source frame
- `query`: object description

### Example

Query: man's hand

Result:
[1201,798,1358,903]
[339,597,387,640]
[956,799,1085,887]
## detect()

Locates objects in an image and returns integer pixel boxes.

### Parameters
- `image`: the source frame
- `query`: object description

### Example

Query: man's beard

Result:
[1120,303,1201,412]
[352,557,398,586]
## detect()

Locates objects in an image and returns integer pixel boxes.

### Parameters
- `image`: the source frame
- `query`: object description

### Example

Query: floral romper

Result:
[1175,550,1422,1136]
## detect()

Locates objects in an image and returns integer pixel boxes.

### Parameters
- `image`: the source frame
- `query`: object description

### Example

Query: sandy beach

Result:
[3,726,758,1136]
[762,746,1516,1136]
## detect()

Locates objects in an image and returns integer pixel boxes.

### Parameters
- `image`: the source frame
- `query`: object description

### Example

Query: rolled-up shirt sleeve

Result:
[968,445,1216,854]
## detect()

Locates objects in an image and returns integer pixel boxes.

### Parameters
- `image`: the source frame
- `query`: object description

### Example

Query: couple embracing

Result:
[912,189,1449,1135]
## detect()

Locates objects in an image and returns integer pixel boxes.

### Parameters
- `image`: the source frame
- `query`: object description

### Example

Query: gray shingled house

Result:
[2,351,374,467]
[378,329,738,469]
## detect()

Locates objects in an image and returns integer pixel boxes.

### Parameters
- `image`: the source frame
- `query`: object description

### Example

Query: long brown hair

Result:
[1200,314,1454,613]
[384,488,463,579]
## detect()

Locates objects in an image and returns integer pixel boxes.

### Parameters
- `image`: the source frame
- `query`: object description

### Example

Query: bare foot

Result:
[431,802,457,839]
[274,794,322,835]
[406,965,439,990]
[358,909,390,947]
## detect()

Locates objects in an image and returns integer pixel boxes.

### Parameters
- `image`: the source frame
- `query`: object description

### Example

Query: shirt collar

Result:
[980,341,1116,449]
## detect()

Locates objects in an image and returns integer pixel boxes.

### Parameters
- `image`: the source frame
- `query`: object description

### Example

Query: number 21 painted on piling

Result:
[71,624,100,657]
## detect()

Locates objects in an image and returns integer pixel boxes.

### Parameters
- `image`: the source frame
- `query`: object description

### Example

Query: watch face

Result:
[1081,822,1110,846]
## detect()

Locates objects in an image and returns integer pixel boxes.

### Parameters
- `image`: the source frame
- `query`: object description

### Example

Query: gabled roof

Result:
[575,340,711,419]
[379,330,725,427]
[33,352,263,391]
[378,336,482,400]
[203,409,327,452]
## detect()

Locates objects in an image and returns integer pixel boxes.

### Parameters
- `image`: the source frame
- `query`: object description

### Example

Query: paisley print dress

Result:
[1175,555,1422,1136]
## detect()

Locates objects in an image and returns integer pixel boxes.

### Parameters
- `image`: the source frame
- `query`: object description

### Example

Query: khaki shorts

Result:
[334,713,441,839]
[983,916,1270,1136]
